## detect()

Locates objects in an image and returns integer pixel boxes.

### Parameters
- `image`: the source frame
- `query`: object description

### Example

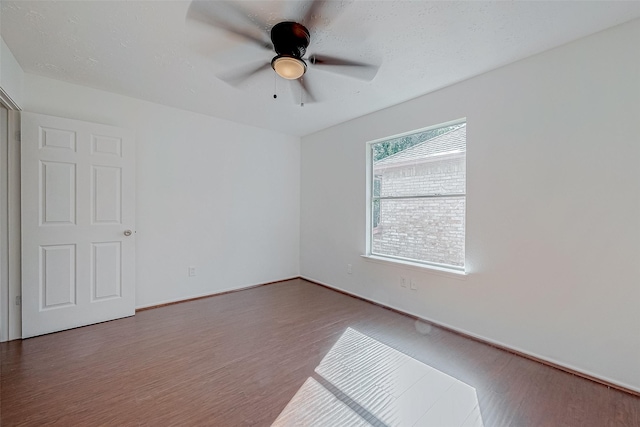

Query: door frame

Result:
[0,104,8,341]
[0,104,21,342]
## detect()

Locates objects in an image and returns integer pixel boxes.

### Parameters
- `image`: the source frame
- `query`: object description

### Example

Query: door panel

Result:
[91,241,121,301]
[40,244,76,309]
[41,161,76,225]
[21,112,135,338]
[92,165,122,224]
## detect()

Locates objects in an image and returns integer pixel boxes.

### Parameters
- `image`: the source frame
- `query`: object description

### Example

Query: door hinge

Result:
[15,130,21,142]
[15,295,21,306]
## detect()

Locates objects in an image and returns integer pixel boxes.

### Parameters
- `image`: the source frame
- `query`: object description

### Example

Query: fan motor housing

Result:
[271,21,310,58]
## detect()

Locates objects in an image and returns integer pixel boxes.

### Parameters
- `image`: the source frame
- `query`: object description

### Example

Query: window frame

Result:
[365,118,467,273]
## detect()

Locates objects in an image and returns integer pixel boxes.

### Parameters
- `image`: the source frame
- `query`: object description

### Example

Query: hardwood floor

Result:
[1,278,638,426]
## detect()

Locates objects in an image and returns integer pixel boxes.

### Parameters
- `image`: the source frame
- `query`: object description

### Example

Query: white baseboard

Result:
[300,275,640,396]
[135,276,299,310]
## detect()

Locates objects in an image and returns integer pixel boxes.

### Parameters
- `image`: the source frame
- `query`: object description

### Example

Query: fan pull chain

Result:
[273,74,278,99]
[300,78,304,107]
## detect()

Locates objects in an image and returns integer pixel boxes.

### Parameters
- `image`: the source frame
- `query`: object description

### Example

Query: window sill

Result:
[360,254,467,279]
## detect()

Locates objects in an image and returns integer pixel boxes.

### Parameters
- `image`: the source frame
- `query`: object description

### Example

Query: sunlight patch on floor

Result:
[271,377,372,426]
[272,327,484,427]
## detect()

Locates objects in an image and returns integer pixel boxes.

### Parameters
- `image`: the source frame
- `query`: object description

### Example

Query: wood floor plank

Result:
[1,278,638,426]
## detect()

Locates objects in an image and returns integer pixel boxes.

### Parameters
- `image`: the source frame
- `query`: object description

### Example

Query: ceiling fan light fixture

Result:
[272,55,307,80]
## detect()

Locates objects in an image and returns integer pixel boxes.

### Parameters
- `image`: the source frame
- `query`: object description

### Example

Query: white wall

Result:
[23,74,300,309]
[300,20,640,392]
[0,38,24,108]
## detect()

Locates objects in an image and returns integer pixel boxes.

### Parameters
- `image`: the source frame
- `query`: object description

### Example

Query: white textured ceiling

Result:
[2,1,640,136]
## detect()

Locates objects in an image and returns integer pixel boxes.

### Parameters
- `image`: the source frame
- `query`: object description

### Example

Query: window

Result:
[368,120,466,271]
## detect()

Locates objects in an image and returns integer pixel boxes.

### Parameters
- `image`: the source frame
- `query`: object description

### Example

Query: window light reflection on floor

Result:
[272,327,484,427]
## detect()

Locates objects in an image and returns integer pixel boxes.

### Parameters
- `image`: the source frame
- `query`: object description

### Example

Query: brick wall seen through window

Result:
[370,121,466,270]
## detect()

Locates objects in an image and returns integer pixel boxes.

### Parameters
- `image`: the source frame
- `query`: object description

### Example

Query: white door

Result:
[21,112,135,338]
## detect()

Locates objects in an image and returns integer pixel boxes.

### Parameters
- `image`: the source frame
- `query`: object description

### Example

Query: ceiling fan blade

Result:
[308,54,379,81]
[308,54,369,67]
[219,62,271,86]
[296,77,316,104]
[186,1,272,51]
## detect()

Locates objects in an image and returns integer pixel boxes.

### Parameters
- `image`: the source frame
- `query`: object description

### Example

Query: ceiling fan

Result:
[186,0,379,104]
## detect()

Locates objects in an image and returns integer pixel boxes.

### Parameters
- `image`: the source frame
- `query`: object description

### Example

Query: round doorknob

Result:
[124,230,132,237]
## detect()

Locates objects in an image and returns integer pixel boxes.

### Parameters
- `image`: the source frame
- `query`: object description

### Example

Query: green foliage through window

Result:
[373,124,464,162]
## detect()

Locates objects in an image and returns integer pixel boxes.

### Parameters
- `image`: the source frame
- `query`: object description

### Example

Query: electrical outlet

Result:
[410,280,417,291]
[347,264,352,274]
[401,277,407,288]
[188,266,196,277]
